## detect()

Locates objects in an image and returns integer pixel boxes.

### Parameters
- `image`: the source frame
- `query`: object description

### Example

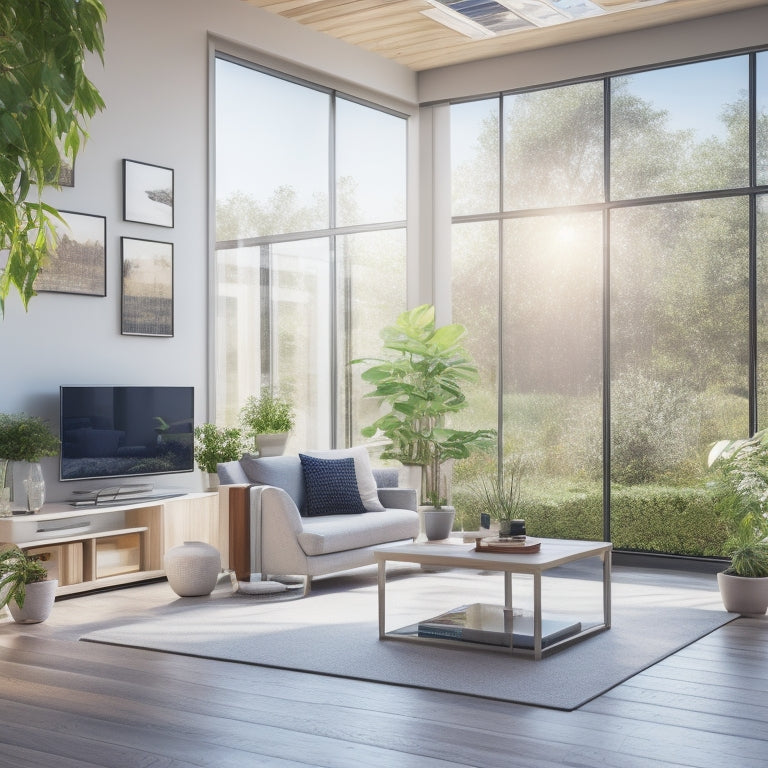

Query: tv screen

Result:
[60,386,194,481]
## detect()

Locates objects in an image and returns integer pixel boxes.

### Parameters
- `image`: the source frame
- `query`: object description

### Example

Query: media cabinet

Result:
[0,491,226,596]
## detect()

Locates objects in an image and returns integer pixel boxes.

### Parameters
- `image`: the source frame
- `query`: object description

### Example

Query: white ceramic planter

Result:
[8,579,58,624]
[255,433,288,457]
[717,571,768,616]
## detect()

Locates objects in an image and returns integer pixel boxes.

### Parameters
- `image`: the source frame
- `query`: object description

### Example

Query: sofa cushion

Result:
[297,508,420,556]
[240,454,305,509]
[303,446,385,512]
[299,454,367,517]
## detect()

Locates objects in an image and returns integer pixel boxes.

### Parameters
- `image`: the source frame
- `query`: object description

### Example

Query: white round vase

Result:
[164,541,221,597]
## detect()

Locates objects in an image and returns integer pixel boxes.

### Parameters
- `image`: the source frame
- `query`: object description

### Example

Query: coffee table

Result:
[374,537,612,659]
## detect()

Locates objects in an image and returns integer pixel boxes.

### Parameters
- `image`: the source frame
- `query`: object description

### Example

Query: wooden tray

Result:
[474,536,541,554]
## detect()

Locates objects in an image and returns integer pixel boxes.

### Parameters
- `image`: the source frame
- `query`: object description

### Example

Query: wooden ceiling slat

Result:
[244,0,768,72]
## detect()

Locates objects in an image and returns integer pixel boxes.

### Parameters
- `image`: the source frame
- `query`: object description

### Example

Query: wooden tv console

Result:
[0,491,226,596]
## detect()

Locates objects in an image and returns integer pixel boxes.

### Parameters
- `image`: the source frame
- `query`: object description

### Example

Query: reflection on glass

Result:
[502,213,603,540]
[758,52,768,187]
[451,99,500,216]
[337,230,407,446]
[215,58,329,239]
[504,81,604,210]
[336,99,406,227]
[215,239,332,451]
[450,221,500,530]
[611,56,749,199]
[611,198,749,552]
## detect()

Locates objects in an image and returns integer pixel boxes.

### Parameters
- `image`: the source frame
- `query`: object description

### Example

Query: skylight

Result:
[422,0,674,40]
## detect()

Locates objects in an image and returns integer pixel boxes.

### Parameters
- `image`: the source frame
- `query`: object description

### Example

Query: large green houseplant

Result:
[353,304,495,530]
[0,0,106,313]
[708,430,768,614]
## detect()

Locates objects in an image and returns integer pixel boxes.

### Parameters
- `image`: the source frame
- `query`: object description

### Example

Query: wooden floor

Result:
[0,565,766,768]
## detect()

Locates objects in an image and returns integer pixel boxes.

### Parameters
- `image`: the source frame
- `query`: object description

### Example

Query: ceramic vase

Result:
[24,462,46,512]
[164,541,221,597]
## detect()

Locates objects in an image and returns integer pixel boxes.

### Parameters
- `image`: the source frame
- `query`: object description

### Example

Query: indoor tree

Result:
[0,0,106,313]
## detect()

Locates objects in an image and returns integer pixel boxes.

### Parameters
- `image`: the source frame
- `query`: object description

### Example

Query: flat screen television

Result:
[60,386,194,482]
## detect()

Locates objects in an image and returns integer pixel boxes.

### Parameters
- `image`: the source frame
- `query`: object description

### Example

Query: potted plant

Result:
[473,455,529,537]
[708,430,768,615]
[239,388,295,456]
[0,547,57,624]
[0,413,60,514]
[353,304,495,540]
[193,423,244,490]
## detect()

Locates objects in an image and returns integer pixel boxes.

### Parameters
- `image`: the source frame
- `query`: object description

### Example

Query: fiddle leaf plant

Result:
[352,304,495,507]
[0,0,107,314]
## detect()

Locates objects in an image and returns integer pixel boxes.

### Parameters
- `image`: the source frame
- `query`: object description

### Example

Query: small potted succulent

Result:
[193,423,244,490]
[473,455,529,537]
[0,546,57,624]
[239,388,295,457]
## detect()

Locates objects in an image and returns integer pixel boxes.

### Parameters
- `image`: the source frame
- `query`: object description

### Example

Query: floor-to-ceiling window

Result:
[214,54,408,452]
[449,49,768,558]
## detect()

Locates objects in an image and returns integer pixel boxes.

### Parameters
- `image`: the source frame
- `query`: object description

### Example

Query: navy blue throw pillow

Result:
[299,454,367,516]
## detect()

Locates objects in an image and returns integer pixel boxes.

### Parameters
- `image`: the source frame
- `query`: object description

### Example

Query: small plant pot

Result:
[8,579,58,624]
[717,571,768,616]
[255,433,288,457]
[421,506,455,541]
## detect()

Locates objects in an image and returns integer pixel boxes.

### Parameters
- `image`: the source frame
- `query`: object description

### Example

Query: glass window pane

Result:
[611,198,749,555]
[758,195,768,427]
[451,99,500,216]
[611,57,749,199]
[503,81,604,210]
[215,59,329,239]
[336,99,406,227]
[215,239,332,451]
[502,213,603,541]
[451,221,500,531]
[337,229,407,447]
[758,52,768,187]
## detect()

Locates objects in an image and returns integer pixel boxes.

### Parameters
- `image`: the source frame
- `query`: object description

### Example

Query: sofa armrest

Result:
[377,487,417,511]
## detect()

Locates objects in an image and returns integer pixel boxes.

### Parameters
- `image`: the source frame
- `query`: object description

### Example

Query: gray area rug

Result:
[81,566,733,710]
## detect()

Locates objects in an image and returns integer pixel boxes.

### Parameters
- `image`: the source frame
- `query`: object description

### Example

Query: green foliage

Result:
[708,429,768,576]
[0,0,106,313]
[0,547,48,610]
[239,388,295,445]
[472,455,529,523]
[0,412,59,461]
[352,304,496,507]
[193,424,243,474]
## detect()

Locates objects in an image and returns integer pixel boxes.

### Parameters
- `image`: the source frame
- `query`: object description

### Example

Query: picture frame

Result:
[121,237,174,337]
[123,159,174,227]
[34,211,106,296]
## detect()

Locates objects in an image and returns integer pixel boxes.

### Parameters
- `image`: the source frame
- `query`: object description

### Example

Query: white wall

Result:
[418,6,768,103]
[0,0,417,501]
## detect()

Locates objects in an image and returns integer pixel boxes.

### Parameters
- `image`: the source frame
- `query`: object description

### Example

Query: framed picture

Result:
[121,237,174,337]
[34,211,106,296]
[123,159,174,227]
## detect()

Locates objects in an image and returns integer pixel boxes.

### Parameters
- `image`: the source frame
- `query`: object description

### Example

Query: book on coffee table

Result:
[417,603,582,649]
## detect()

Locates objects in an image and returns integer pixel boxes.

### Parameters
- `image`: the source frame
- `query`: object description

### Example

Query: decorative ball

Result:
[164,541,221,597]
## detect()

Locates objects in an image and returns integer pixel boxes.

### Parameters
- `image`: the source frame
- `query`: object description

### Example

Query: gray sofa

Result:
[218,447,419,594]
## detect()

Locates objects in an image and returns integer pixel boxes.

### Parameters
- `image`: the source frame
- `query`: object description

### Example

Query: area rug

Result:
[80,567,733,711]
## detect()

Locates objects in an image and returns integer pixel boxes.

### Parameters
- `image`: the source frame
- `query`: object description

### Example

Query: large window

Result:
[450,50,768,558]
[214,55,408,451]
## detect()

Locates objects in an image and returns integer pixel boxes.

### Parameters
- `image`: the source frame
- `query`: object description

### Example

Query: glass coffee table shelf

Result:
[374,538,612,660]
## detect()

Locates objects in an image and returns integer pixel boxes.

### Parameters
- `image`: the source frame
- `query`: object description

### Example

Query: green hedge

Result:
[455,483,729,558]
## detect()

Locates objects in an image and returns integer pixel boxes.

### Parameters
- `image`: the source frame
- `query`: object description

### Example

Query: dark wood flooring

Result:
[0,567,766,767]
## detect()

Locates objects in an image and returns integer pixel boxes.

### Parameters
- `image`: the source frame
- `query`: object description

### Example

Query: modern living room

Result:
[2,0,768,765]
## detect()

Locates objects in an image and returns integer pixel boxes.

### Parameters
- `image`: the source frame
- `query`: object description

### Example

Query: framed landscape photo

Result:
[123,159,174,227]
[34,211,106,296]
[121,237,174,337]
